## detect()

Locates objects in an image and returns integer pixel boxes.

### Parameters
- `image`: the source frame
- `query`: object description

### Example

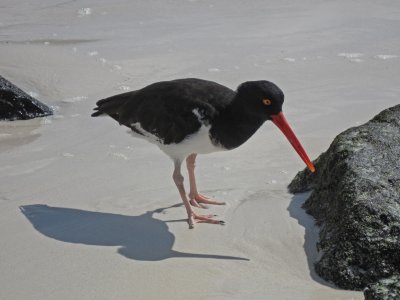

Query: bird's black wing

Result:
[116,79,235,144]
[92,79,235,144]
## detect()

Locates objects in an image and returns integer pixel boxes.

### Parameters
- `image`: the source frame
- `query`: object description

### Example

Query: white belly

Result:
[129,123,225,162]
[160,125,225,161]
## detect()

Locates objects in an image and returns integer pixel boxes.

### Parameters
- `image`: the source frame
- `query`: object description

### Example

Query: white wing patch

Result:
[192,108,202,121]
[192,108,210,126]
[129,122,162,144]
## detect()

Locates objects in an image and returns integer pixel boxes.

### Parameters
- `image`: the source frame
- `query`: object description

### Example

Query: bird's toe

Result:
[189,198,208,209]
[195,193,226,206]
[189,212,224,227]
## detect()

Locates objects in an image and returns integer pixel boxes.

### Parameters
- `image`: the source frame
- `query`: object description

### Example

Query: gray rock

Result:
[364,276,400,300]
[0,75,52,121]
[288,105,400,296]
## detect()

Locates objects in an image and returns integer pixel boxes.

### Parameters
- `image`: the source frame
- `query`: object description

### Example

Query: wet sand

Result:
[1,1,400,299]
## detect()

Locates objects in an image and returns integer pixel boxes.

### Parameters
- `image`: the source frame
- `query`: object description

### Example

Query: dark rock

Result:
[0,75,52,121]
[364,276,400,300]
[288,105,400,296]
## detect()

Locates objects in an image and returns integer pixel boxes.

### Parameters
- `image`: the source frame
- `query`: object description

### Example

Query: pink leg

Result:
[172,160,224,229]
[186,153,226,208]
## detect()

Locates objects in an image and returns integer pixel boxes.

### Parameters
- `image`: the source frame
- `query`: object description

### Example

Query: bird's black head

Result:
[237,80,284,119]
[235,80,315,173]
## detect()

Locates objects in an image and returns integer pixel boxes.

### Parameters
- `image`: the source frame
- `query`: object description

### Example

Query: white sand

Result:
[1,1,400,299]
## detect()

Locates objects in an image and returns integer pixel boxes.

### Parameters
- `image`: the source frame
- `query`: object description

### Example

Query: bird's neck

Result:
[209,96,266,150]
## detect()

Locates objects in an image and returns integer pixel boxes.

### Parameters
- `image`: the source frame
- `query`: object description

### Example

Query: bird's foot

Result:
[188,212,225,229]
[189,193,226,208]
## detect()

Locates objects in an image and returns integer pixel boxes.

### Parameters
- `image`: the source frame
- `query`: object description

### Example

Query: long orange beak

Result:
[271,112,316,173]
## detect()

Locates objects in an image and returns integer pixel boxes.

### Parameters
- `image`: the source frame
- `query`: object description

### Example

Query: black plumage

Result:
[92,78,314,228]
[92,78,283,148]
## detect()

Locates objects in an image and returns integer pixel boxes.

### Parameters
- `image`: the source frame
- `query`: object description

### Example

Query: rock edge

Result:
[0,75,52,121]
[289,105,400,299]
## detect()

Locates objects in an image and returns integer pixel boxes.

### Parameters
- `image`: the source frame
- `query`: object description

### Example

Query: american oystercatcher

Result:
[92,78,315,228]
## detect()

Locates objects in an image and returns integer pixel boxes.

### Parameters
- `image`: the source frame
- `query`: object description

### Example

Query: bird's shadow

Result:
[287,193,339,289]
[20,204,248,261]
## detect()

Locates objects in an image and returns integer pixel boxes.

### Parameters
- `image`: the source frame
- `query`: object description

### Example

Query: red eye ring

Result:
[263,99,272,106]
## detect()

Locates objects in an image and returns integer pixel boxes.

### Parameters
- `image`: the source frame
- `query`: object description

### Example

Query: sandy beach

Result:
[1,1,400,299]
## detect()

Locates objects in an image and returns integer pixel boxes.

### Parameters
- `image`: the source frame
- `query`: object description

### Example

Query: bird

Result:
[92,78,315,228]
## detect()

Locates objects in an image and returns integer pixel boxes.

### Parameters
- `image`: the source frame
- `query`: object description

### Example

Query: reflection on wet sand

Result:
[0,119,42,152]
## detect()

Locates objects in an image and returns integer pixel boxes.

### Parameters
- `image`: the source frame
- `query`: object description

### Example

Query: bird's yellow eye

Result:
[263,99,272,106]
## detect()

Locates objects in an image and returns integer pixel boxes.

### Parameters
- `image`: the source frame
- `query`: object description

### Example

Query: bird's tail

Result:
[91,94,130,119]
